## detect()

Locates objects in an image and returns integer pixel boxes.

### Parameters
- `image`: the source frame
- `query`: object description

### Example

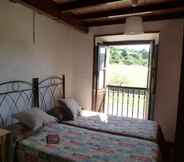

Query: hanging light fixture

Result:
[124,16,144,35]
[124,0,144,35]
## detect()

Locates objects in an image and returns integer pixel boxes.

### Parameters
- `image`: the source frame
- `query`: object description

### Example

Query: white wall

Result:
[0,0,80,96]
[72,20,183,142]
[71,32,93,109]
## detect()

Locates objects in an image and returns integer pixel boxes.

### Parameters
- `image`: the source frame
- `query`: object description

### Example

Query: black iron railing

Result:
[104,85,149,119]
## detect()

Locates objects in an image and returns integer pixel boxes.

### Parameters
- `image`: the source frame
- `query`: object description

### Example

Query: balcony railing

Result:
[104,85,149,120]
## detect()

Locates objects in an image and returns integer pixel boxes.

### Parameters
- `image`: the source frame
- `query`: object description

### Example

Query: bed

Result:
[0,79,33,162]
[37,76,165,150]
[61,110,165,155]
[12,123,160,162]
[0,76,162,162]
[7,117,161,162]
[63,110,159,142]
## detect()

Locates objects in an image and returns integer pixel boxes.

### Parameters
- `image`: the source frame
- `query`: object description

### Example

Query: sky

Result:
[112,44,150,51]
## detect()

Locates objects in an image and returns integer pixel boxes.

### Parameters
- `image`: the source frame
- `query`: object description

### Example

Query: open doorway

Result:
[92,33,159,120]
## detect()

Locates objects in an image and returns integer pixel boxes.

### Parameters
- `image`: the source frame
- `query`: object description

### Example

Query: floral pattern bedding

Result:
[63,110,159,142]
[16,123,160,162]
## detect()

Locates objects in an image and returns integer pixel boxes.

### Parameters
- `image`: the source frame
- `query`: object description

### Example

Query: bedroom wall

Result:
[0,0,81,96]
[71,32,93,109]
[154,21,183,143]
[72,19,184,142]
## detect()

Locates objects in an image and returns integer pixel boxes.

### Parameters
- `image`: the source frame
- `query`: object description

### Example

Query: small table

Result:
[0,128,10,162]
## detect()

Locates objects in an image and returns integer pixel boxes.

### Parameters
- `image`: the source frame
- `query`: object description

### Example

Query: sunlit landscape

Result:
[107,44,150,88]
[104,44,150,119]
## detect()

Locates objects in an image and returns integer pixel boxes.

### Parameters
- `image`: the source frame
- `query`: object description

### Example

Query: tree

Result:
[109,47,149,66]
[140,49,149,59]
[109,48,122,64]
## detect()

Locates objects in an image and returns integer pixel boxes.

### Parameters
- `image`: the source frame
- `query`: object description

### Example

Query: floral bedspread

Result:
[63,110,159,142]
[16,123,160,162]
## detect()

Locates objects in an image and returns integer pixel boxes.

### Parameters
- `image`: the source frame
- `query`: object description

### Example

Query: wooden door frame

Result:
[92,36,97,111]
[92,36,159,119]
[92,42,107,112]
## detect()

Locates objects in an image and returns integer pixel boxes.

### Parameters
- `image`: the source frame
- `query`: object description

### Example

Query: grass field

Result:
[107,64,148,88]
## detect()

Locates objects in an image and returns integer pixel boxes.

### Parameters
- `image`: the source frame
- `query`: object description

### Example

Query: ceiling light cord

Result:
[33,10,36,45]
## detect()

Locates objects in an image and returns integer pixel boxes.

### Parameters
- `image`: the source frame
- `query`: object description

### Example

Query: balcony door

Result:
[92,40,158,120]
[92,44,107,112]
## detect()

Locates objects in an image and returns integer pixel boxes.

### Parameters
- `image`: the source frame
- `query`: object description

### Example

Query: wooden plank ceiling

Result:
[13,0,184,33]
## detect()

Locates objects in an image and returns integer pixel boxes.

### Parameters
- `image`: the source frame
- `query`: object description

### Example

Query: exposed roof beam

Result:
[85,11,184,26]
[13,0,88,33]
[77,2,184,19]
[59,0,120,11]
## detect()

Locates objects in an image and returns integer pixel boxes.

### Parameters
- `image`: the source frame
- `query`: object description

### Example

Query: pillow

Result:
[35,108,57,124]
[15,108,57,130]
[56,102,74,121]
[60,98,82,119]
[48,107,64,122]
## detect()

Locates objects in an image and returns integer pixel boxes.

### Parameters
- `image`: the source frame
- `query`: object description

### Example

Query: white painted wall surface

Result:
[0,0,74,96]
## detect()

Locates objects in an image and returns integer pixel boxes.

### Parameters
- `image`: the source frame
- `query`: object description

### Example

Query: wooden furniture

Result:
[0,128,10,162]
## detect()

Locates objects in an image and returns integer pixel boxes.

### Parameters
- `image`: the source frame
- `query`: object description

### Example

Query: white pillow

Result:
[60,98,82,119]
[33,108,57,124]
[15,108,57,130]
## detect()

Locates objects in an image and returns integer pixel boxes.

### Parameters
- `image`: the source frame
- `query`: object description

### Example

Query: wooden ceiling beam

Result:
[85,11,184,26]
[59,0,120,11]
[13,0,88,33]
[77,2,184,19]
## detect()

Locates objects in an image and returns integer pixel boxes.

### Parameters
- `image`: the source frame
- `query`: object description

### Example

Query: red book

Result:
[46,134,60,144]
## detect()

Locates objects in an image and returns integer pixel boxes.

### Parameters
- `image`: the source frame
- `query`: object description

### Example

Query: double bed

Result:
[0,75,163,162]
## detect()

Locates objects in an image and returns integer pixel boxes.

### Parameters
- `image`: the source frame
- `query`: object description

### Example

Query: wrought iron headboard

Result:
[0,80,32,128]
[0,75,65,127]
[37,75,65,112]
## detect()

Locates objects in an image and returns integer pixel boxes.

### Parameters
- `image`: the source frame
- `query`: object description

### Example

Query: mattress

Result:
[63,110,159,142]
[16,123,160,162]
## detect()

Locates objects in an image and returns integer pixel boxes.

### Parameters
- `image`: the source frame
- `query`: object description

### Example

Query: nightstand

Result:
[0,128,10,162]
